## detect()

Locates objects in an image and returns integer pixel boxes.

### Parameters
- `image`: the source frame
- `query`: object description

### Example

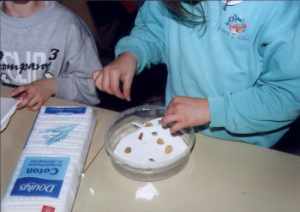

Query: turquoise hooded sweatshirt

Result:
[116,0,300,147]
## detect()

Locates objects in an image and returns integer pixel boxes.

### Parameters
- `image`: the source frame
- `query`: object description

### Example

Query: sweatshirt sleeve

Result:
[115,1,166,73]
[208,2,300,134]
[56,16,102,105]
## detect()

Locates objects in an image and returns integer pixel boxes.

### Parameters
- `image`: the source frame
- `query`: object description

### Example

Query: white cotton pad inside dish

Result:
[113,118,188,169]
[0,97,18,131]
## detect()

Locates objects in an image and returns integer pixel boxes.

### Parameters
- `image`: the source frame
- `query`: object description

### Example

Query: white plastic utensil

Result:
[131,122,144,128]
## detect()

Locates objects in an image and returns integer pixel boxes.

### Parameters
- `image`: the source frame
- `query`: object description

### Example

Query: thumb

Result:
[92,71,100,81]
[122,74,134,101]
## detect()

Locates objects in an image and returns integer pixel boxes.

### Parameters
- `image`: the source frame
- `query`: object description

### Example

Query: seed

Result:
[156,138,164,145]
[165,145,173,154]
[138,132,144,140]
[151,132,158,136]
[144,122,153,127]
[149,158,155,162]
[124,147,132,154]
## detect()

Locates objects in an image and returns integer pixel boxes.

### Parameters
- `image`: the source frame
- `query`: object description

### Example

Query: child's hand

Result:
[10,79,57,111]
[93,52,137,101]
[161,96,211,134]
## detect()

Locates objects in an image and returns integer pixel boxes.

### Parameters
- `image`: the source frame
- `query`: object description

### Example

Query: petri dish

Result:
[105,105,196,181]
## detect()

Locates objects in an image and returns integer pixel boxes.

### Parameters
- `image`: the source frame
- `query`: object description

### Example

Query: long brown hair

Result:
[163,0,206,26]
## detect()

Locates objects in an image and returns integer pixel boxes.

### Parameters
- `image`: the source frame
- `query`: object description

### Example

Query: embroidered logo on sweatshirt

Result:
[226,14,247,35]
[224,0,242,6]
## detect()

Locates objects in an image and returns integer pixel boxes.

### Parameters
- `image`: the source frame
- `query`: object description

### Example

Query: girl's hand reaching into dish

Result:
[161,96,211,134]
[93,52,137,101]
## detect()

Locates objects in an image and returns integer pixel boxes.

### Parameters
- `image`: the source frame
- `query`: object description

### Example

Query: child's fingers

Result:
[170,122,186,134]
[17,97,30,109]
[10,86,27,97]
[122,74,133,101]
[92,71,100,81]
[27,95,40,108]
[110,71,124,99]
[161,114,180,127]
[32,103,43,111]
[93,70,104,90]
[94,72,103,90]
[165,107,175,116]
[102,71,113,95]
[164,103,176,117]
[15,92,28,109]
[17,91,35,109]
[29,102,43,111]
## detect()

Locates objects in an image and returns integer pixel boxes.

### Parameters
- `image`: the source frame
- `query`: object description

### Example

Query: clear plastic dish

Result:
[105,105,196,182]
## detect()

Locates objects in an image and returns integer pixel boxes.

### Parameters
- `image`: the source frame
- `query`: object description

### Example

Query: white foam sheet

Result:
[114,118,188,169]
[0,97,18,131]
[2,106,96,212]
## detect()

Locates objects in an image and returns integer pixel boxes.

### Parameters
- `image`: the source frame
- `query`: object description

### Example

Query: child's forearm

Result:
[32,78,57,97]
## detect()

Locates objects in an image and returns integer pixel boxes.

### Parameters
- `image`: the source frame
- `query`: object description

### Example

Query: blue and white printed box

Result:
[10,156,69,198]
[2,106,96,212]
[26,106,93,148]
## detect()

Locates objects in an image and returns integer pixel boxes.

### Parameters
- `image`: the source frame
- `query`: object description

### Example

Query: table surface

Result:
[1,85,300,212]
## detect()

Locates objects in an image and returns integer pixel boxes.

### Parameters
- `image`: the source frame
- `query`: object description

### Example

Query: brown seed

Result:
[124,147,132,154]
[138,132,144,140]
[144,122,153,127]
[151,132,158,136]
[156,138,164,145]
[165,145,173,154]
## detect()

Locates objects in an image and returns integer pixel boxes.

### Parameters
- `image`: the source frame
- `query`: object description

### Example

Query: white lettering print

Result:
[19,183,56,193]
[26,167,59,175]
[0,51,50,85]
[32,52,47,64]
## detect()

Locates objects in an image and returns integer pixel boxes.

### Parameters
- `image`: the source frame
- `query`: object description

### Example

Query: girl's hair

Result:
[163,0,206,26]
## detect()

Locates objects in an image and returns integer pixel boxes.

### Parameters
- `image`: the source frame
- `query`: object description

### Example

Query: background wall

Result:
[60,0,168,111]
[60,0,97,34]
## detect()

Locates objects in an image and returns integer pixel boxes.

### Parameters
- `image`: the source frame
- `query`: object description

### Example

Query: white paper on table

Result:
[135,183,159,201]
[1,97,18,131]
[114,118,188,169]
